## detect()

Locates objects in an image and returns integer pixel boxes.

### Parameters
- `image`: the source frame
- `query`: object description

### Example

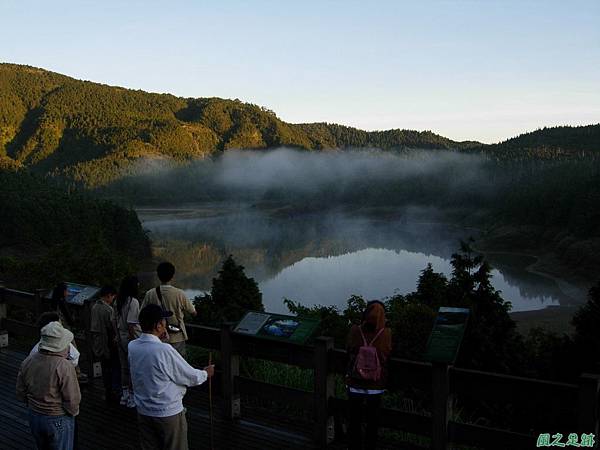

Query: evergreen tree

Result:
[571,280,600,373]
[447,241,523,372]
[194,255,263,324]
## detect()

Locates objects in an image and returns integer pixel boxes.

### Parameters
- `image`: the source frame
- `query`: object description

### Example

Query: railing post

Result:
[0,283,6,328]
[432,363,451,450]
[220,323,240,420]
[314,336,335,447]
[0,284,7,348]
[578,373,600,436]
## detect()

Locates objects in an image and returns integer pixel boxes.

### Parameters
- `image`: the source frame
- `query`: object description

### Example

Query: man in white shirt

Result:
[129,304,214,450]
[142,261,197,358]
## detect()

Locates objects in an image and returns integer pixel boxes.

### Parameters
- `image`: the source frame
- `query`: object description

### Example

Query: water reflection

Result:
[139,206,567,313]
[260,248,560,313]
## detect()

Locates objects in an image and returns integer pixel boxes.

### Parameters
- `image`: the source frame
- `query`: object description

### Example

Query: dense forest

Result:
[0,63,480,187]
[479,124,600,159]
[0,170,151,289]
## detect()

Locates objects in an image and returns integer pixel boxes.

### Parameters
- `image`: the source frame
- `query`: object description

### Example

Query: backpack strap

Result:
[368,327,385,346]
[156,286,165,309]
[358,326,368,346]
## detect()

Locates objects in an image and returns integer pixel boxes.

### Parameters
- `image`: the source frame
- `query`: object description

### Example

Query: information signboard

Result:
[423,307,470,364]
[45,283,101,305]
[234,311,320,345]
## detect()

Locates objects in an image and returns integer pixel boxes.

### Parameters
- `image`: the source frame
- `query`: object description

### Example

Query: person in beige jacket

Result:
[17,321,81,450]
[142,261,197,358]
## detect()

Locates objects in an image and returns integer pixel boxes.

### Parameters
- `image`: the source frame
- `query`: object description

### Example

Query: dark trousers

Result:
[100,358,113,396]
[347,391,382,450]
[101,349,120,399]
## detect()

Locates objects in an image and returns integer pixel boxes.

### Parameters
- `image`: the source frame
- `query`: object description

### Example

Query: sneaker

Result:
[77,372,89,385]
[127,396,136,409]
[119,389,129,406]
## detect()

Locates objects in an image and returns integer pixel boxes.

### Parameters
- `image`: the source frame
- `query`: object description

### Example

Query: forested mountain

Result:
[0,63,479,187]
[477,124,600,159]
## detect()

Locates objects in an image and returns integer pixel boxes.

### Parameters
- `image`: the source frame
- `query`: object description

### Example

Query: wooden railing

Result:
[1,284,598,449]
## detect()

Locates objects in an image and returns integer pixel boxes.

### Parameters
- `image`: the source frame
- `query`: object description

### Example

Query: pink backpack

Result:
[353,327,385,381]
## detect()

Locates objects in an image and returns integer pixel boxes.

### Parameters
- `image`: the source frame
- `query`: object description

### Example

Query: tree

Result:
[194,255,263,324]
[283,294,367,347]
[411,263,448,309]
[447,240,523,372]
[571,280,600,374]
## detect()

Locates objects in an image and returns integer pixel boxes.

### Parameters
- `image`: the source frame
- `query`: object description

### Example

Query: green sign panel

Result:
[423,307,470,364]
[234,311,320,345]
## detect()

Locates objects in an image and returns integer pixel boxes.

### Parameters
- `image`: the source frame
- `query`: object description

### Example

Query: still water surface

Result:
[139,205,567,314]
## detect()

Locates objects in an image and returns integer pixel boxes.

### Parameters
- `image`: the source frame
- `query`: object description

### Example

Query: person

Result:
[16,321,81,450]
[345,300,392,450]
[50,282,75,330]
[113,275,142,408]
[90,285,119,403]
[129,304,214,450]
[30,311,80,368]
[49,283,89,385]
[142,261,197,358]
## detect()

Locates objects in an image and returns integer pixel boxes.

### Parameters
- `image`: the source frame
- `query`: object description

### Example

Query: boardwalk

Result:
[0,346,335,450]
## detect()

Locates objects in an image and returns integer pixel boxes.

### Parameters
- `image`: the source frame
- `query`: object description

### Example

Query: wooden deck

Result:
[0,346,338,450]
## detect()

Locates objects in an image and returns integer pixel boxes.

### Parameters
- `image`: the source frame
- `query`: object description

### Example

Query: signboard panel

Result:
[45,283,101,305]
[234,312,270,335]
[234,311,320,345]
[423,307,470,364]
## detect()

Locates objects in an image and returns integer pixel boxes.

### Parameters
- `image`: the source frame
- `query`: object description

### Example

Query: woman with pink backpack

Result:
[345,300,392,450]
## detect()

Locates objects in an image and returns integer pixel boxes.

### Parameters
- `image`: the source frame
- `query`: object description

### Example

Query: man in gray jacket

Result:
[90,285,118,403]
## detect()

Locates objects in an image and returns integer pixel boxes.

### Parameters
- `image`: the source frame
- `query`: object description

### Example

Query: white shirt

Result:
[128,333,207,417]
[30,342,80,367]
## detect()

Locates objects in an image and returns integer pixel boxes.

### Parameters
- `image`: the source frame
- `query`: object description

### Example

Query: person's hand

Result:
[204,364,215,378]
[160,329,170,342]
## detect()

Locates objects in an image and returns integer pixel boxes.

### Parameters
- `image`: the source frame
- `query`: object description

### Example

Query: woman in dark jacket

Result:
[345,300,392,450]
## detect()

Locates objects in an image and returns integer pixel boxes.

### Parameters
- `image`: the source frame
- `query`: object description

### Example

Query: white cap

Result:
[39,321,74,353]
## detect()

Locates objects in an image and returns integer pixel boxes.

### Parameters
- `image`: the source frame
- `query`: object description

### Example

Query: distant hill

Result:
[475,124,600,159]
[0,63,478,187]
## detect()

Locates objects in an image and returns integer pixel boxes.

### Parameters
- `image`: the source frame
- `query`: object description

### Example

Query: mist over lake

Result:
[126,147,596,316]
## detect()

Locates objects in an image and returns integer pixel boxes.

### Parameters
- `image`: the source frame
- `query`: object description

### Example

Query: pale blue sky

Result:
[1,0,599,143]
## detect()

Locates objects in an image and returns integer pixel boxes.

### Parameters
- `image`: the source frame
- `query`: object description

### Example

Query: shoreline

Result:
[472,247,591,337]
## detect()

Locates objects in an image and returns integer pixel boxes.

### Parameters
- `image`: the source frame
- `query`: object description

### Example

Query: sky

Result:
[1,0,599,143]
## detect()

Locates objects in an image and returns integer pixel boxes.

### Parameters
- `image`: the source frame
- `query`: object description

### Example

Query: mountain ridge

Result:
[1,63,598,187]
[0,63,478,186]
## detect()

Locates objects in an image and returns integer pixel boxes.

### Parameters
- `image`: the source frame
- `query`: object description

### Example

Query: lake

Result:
[138,204,574,314]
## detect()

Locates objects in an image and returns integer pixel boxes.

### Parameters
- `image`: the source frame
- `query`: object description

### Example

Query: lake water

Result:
[138,204,571,314]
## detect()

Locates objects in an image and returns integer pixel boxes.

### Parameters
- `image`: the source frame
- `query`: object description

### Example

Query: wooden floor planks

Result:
[0,347,333,450]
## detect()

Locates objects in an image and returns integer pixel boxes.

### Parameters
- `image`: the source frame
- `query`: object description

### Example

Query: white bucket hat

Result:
[39,321,74,353]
